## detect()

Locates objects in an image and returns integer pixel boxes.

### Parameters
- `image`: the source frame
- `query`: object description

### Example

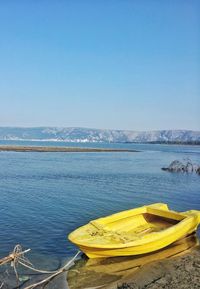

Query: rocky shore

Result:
[117,247,200,289]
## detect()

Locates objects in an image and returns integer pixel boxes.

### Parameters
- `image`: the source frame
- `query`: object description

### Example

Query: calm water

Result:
[0,141,200,262]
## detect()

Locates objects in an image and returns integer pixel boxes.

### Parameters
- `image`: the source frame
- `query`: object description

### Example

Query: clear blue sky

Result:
[0,0,199,130]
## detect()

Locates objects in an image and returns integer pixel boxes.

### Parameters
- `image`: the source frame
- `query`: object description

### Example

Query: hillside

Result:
[0,127,199,143]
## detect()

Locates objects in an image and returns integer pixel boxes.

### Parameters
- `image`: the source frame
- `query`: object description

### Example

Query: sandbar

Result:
[0,145,139,153]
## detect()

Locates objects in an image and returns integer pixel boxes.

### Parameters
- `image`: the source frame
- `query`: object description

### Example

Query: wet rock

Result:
[196,167,200,175]
[162,159,200,175]
[116,247,200,289]
[117,283,138,289]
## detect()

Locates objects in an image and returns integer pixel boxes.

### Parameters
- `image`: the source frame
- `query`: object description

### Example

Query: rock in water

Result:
[162,159,200,175]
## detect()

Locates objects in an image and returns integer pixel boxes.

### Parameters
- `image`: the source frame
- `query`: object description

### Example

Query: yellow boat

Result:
[68,203,200,258]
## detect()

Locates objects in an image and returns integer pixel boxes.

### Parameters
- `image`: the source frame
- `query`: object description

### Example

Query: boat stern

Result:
[192,210,200,225]
[182,210,200,227]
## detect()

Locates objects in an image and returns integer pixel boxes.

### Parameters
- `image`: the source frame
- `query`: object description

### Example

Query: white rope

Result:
[0,245,81,289]
[23,250,81,289]
[18,250,81,274]
[18,260,59,274]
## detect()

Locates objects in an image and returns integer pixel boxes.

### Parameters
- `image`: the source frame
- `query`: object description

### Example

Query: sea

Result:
[0,140,200,265]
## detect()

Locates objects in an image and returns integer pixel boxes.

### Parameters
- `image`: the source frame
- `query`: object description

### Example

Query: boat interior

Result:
[74,207,185,245]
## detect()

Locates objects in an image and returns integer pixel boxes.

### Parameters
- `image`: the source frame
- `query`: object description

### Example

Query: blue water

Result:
[0,141,200,261]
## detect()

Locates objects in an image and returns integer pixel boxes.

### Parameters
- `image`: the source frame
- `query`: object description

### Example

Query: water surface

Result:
[0,142,200,262]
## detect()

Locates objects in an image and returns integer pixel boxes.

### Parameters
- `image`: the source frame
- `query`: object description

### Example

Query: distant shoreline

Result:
[0,145,139,153]
[0,140,199,146]
[122,141,200,145]
[141,141,200,145]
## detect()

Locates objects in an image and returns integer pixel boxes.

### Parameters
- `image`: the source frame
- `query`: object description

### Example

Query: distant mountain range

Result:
[0,127,199,143]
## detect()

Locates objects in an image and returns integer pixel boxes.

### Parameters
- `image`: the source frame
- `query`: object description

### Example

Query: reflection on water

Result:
[67,234,199,289]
